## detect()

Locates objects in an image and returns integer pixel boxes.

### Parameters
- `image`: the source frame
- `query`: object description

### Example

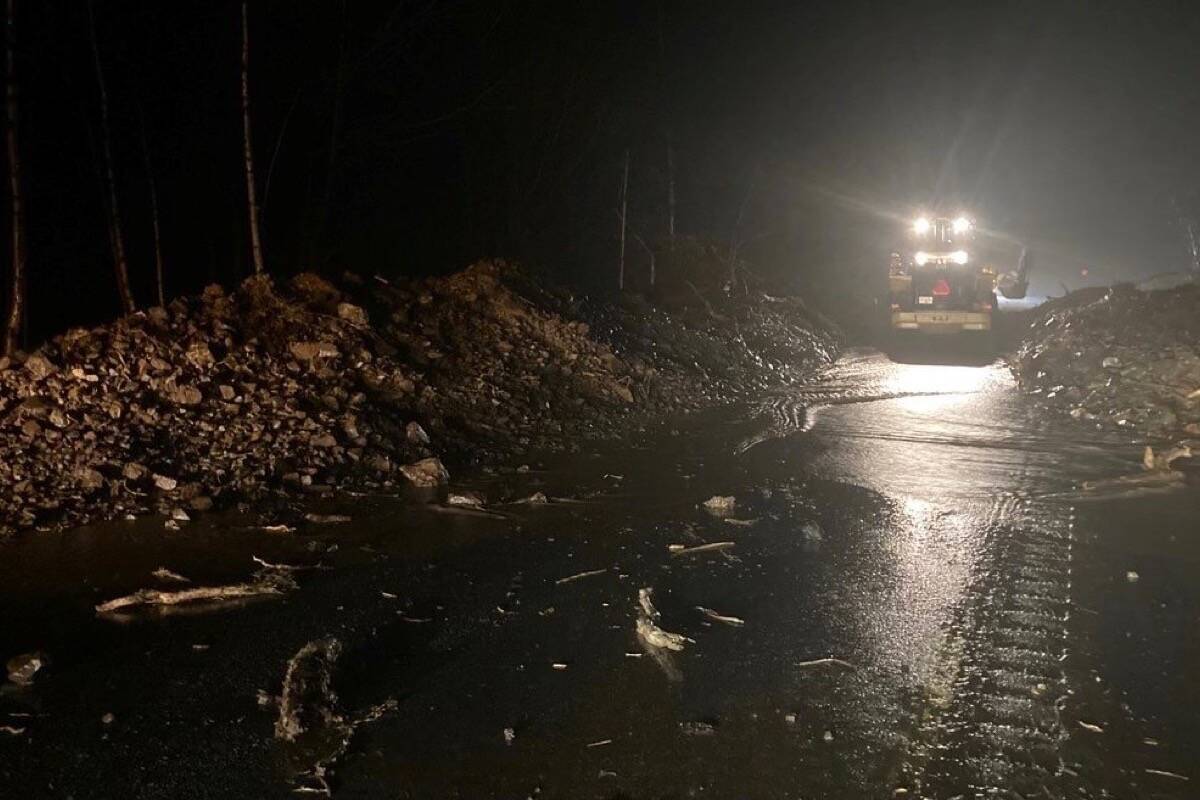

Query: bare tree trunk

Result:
[728,169,756,287]
[87,0,134,314]
[2,0,23,355]
[137,106,165,307]
[618,149,629,291]
[241,1,265,275]
[263,86,302,216]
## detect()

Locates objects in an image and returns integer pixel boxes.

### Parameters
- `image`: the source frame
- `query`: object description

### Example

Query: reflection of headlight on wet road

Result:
[884,363,994,413]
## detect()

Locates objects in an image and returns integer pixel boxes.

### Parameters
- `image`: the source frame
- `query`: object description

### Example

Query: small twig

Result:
[795,657,856,670]
[556,568,609,585]
[669,541,735,556]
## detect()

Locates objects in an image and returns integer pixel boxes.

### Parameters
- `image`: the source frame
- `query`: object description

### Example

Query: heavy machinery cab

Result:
[889,214,995,334]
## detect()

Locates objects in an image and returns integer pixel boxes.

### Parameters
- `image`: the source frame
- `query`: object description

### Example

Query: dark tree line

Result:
[1,1,716,352]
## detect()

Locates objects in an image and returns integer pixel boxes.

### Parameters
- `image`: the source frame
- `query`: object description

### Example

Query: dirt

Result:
[0,253,838,536]
[1011,282,1200,457]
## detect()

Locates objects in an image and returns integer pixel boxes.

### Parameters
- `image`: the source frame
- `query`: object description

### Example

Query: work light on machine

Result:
[952,216,971,234]
[912,216,931,235]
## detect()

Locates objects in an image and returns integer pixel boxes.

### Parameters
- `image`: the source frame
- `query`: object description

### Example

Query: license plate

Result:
[917,296,933,305]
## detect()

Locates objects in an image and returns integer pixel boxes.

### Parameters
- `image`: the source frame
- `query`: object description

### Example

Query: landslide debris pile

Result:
[1012,283,1200,439]
[0,259,837,535]
[513,237,839,400]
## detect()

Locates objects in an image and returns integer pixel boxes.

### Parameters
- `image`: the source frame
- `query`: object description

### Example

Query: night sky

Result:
[8,0,1200,341]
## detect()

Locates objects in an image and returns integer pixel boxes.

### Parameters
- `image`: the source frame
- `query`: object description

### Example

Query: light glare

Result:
[952,216,971,234]
[951,250,969,264]
[914,251,930,266]
[913,217,931,235]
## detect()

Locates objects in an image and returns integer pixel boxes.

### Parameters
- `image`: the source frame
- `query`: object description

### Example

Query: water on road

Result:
[2,348,1197,799]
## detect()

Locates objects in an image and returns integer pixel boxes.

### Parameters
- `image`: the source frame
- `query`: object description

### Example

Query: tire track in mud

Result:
[897,495,1082,798]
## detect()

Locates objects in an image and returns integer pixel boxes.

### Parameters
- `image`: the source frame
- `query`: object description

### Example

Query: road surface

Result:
[2,348,1198,799]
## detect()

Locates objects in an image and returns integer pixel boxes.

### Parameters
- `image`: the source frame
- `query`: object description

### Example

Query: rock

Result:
[365,453,392,473]
[311,433,338,448]
[337,302,369,326]
[405,421,430,445]
[124,463,148,481]
[168,384,203,405]
[185,342,215,369]
[75,467,105,491]
[399,457,449,488]
[289,341,339,362]
[153,474,178,492]
[6,651,47,686]
[1101,356,1121,369]
[23,354,55,381]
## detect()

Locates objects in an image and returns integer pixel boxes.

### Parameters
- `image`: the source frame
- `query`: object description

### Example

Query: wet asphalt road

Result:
[2,347,1199,799]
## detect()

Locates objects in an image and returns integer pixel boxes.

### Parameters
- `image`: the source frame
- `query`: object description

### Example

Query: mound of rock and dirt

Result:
[0,254,838,535]
[1012,283,1200,451]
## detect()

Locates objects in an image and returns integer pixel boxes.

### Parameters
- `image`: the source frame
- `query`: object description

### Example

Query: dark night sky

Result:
[8,0,1200,340]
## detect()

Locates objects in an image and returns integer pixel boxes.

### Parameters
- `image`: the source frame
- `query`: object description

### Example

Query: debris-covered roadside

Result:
[0,251,838,536]
[1011,282,1200,476]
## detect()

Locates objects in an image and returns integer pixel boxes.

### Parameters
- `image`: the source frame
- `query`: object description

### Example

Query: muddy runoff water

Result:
[1,347,1197,799]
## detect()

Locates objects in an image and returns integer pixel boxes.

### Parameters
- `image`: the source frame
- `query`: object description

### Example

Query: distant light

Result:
[952,216,971,234]
[1080,267,1089,277]
[951,250,969,264]
[914,251,930,266]
[913,217,931,235]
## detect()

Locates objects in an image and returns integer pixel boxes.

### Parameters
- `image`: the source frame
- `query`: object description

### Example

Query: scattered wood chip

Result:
[304,514,351,524]
[723,518,757,527]
[556,568,608,585]
[151,567,191,583]
[250,555,320,572]
[1077,720,1105,734]
[96,571,296,615]
[636,615,692,651]
[696,606,745,627]
[551,663,569,671]
[261,524,296,534]
[700,496,734,515]
[668,541,735,556]
[1144,769,1189,781]
[795,657,856,670]
[586,738,613,748]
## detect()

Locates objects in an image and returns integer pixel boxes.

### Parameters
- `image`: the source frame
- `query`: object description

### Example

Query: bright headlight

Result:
[914,251,930,266]
[951,250,969,264]
[913,217,931,235]
[952,216,971,234]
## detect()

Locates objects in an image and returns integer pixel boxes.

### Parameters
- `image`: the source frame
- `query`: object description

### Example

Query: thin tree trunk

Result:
[263,86,302,216]
[87,0,134,314]
[2,0,23,355]
[241,1,265,275]
[618,150,629,291]
[136,106,165,307]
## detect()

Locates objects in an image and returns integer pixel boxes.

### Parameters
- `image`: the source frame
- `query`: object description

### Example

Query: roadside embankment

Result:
[1011,283,1200,465]
[0,253,838,535]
